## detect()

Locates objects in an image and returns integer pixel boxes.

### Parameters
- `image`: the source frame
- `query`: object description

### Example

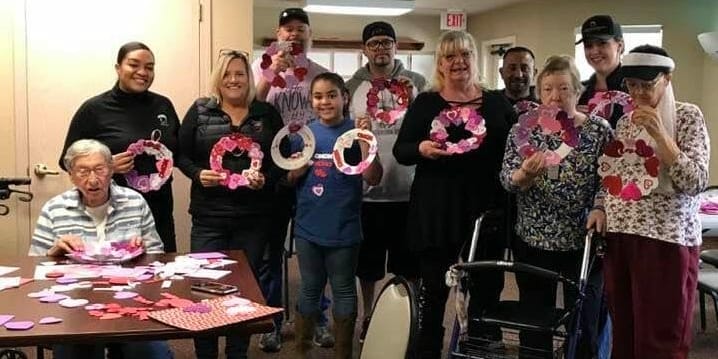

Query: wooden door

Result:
[14,0,205,254]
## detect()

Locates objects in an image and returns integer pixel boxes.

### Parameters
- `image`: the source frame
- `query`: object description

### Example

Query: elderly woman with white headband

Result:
[601,45,709,359]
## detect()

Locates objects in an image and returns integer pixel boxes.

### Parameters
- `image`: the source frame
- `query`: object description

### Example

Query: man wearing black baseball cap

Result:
[346,20,426,346]
[251,7,333,354]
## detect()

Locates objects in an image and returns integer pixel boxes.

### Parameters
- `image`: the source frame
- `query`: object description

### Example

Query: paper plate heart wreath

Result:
[270,121,316,170]
[125,130,173,193]
[209,134,263,190]
[429,106,487,154]
[588,90,634,119]
[260,41,309,89]
[512,104,579,166]
[598,126,659,201]
[332,129,378,175]
[366,78,410,126]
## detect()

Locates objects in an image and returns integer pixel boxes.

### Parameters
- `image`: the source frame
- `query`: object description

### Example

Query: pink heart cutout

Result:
[84,303,106,311]
[312,184,324,197]
[4,321,34,330]
[114,291,139,300]
[28,289,54,298]
[0,315,14,326]
[39,294,69,303]
[59,298,89,308]
[56,277,78,285]
[39,317,63,325]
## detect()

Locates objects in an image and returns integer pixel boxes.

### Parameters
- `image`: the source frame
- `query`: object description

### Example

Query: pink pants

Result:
[603,233,699,359]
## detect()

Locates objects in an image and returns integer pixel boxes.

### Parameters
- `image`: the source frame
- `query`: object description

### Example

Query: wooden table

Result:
[0,251,272,347]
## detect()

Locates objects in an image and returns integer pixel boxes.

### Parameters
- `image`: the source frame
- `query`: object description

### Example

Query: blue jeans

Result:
[295,237,359,318]
[53,341,172,359]
[191,215,271,359]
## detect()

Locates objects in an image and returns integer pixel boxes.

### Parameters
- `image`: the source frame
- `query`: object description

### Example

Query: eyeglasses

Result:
[218,49,249,61]
[623,74,664,93]
[443,50,473,62]
[366,39,395,50]
[72,165,109,179]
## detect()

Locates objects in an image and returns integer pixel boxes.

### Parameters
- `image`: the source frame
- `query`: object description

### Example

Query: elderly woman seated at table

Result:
[29,139,170,359]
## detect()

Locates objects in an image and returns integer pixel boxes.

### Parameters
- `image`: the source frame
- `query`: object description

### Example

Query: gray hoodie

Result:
[346,60,427,202]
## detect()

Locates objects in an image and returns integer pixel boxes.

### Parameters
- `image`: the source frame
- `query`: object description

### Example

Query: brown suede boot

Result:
[295,314,317,358]
[333,315,356,359]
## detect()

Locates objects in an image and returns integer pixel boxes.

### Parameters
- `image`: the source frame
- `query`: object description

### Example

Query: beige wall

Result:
[0,0,19,255]
[0,0,254,254]
[253,7,441,52]
[469,0,718,183]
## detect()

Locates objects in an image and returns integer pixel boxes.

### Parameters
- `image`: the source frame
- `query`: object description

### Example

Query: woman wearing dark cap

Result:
[577,14,627,128]
[574,14,625,358]
[60,41,179,252]
[603,45,709,359]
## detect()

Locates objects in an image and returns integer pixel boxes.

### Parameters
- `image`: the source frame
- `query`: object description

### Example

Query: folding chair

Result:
[360,276,419,359]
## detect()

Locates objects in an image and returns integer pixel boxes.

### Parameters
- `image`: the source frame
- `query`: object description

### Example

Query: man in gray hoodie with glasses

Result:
[346,21,426,342]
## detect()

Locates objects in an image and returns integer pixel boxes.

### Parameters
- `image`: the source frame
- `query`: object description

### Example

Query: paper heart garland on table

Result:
[209,134,263,190]
[598,127,660,201]
[260,41,309,88]
[124,130,174,193]
[512,103,578,166]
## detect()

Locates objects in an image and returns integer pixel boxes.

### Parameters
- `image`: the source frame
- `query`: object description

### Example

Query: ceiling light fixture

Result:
[304,0,415,16]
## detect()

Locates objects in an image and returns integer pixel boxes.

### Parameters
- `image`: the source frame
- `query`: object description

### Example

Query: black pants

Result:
[190,214,272,359]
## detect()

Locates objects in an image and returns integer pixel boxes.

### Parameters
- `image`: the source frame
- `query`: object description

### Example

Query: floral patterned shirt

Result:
[501,115,612,251]
[605,102,710,247]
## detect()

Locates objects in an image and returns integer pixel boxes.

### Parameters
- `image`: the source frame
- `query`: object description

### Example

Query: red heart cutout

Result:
[603,140,624,157]
[644,156,660,177]
[620,181,642,201]
[635,139,655,158]
[290,42,303,55]
[260,54,272,70]
[602,175,623,196]
[271,75,286,88]
[294,67,308,81]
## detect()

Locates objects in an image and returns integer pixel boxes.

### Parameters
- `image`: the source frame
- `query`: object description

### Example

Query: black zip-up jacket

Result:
[176,97,285,217]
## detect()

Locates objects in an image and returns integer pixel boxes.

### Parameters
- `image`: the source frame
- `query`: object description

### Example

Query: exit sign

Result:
[441,10,466,30]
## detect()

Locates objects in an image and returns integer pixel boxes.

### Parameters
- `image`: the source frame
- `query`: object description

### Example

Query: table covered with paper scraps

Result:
[701,191,718,237]
[0,251,272,346]
[149,295,283,331]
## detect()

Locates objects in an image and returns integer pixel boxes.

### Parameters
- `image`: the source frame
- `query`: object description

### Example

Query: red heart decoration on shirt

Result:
[602,175,623,196]
[260,54,272,70]
[600,161,612,173]
[634,139,655,158]
[290,42,303,56]
[602,140,624,157]
[294,67,308,81]
[644,156,660,177]
[271,75,286,88]
[620,181,642,201]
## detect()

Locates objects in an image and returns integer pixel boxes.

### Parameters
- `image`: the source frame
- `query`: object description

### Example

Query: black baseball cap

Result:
[362,21,396,43]
[279,8,309,26]
[576,15,623,44]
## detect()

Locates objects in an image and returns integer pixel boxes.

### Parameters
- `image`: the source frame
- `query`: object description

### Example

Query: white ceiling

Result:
[256,0,529,15]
